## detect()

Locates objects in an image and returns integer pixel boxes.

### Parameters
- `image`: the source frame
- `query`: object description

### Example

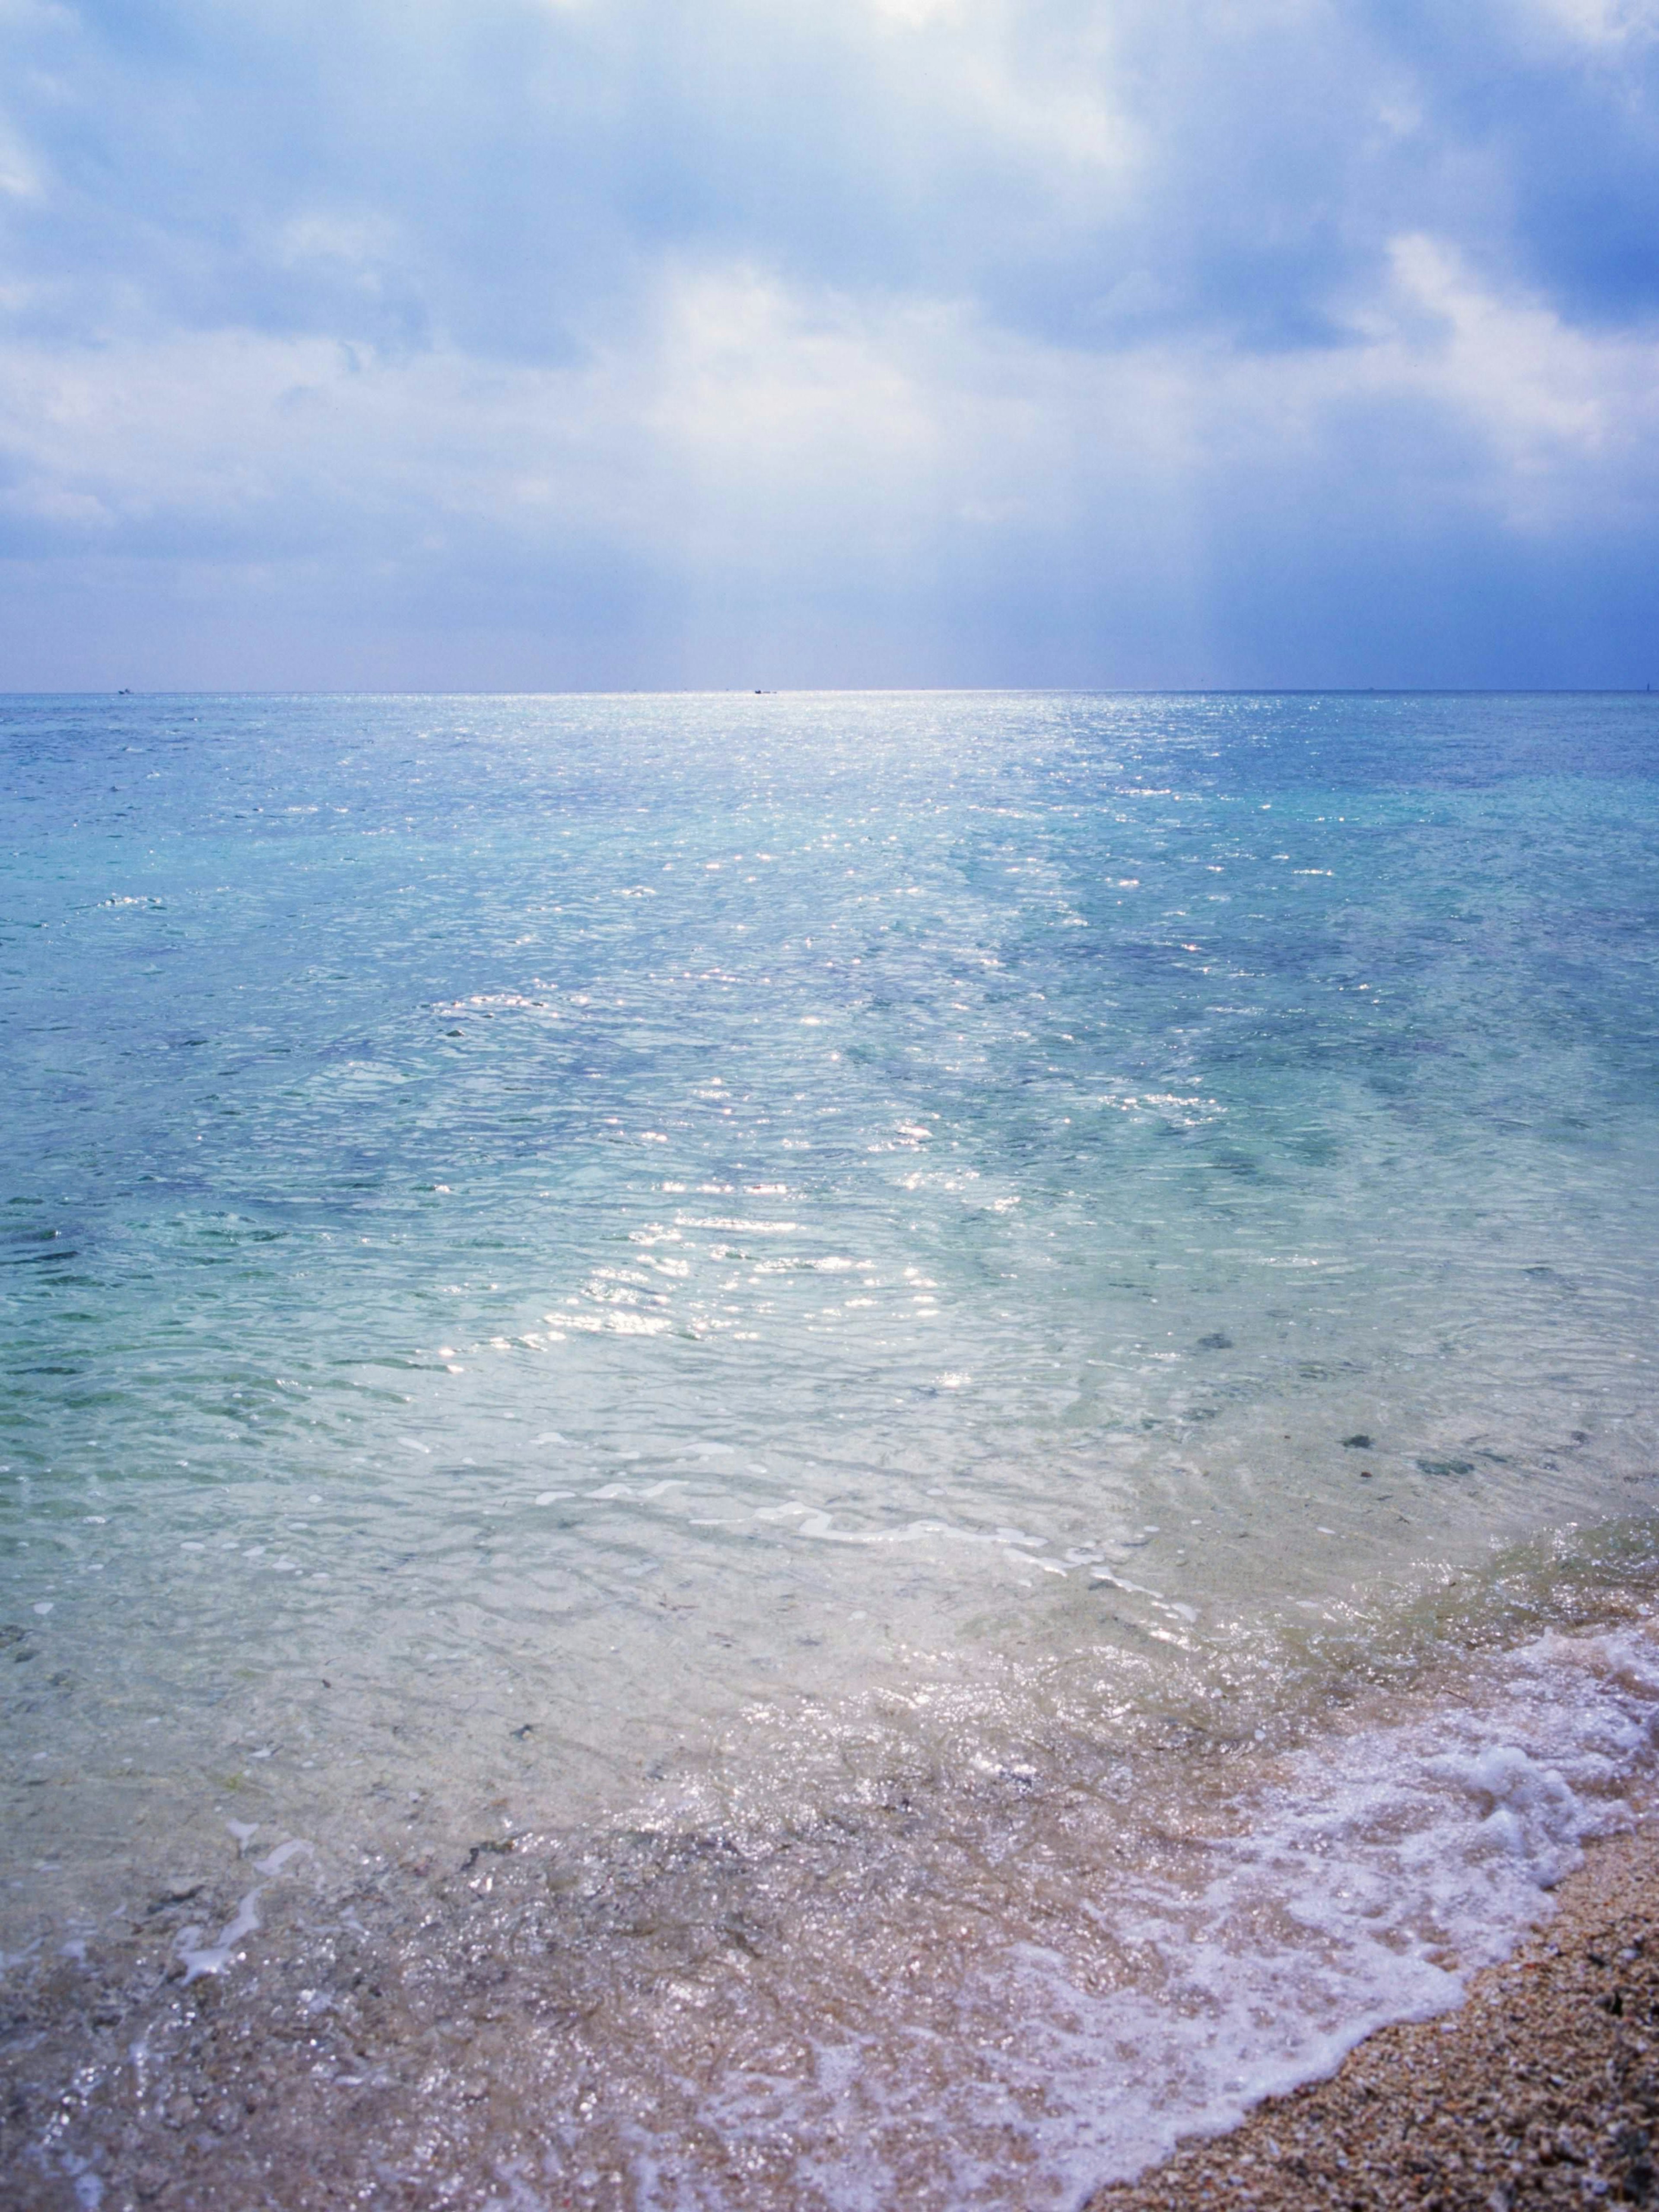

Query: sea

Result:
[4,688,1659,2210]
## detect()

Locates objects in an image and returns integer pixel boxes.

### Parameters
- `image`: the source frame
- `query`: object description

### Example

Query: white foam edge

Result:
[675,1622,1659,2209]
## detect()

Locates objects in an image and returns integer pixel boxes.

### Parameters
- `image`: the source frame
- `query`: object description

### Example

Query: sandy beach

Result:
[1088,1820,1659,2211]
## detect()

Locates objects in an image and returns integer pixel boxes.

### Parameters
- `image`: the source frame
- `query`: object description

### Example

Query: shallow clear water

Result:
[4,690,1659,2207]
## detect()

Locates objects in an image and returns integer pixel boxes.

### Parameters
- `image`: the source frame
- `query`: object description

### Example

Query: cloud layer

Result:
[2,0,1657,686]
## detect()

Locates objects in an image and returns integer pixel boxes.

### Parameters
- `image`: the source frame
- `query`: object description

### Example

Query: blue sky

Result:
[1,0,1656,688]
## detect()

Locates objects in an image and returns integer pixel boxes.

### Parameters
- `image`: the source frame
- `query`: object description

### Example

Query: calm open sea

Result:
[5,690,1659,2209]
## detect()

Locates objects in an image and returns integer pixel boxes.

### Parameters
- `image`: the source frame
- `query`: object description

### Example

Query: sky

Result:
[1,0,1657,691]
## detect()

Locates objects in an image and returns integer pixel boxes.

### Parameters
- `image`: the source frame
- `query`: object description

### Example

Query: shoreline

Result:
[1086,1819,1659,2210]
[6,1630,1659,2206]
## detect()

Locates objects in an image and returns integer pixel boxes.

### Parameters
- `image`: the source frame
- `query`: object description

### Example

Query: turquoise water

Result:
[5,691,1659,2208]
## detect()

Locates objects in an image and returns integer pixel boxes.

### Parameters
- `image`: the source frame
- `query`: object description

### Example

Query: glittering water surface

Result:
[4,690,1659,2207]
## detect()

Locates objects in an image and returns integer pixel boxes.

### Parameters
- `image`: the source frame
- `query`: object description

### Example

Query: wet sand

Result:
[1088,1820,1659,2211]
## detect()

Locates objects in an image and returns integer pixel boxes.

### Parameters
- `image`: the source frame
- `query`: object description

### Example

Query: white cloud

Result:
[1528,0,1659,47]
[7,229,1653,585]
[1348,234,1659,528]
[0,118,44,197]
[1,0,1656,681]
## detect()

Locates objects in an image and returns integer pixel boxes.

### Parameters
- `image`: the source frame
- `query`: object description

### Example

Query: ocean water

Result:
[4,688,1659,2209]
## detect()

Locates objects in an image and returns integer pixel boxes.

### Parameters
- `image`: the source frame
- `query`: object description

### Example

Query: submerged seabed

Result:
[4,690,1659,2207]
